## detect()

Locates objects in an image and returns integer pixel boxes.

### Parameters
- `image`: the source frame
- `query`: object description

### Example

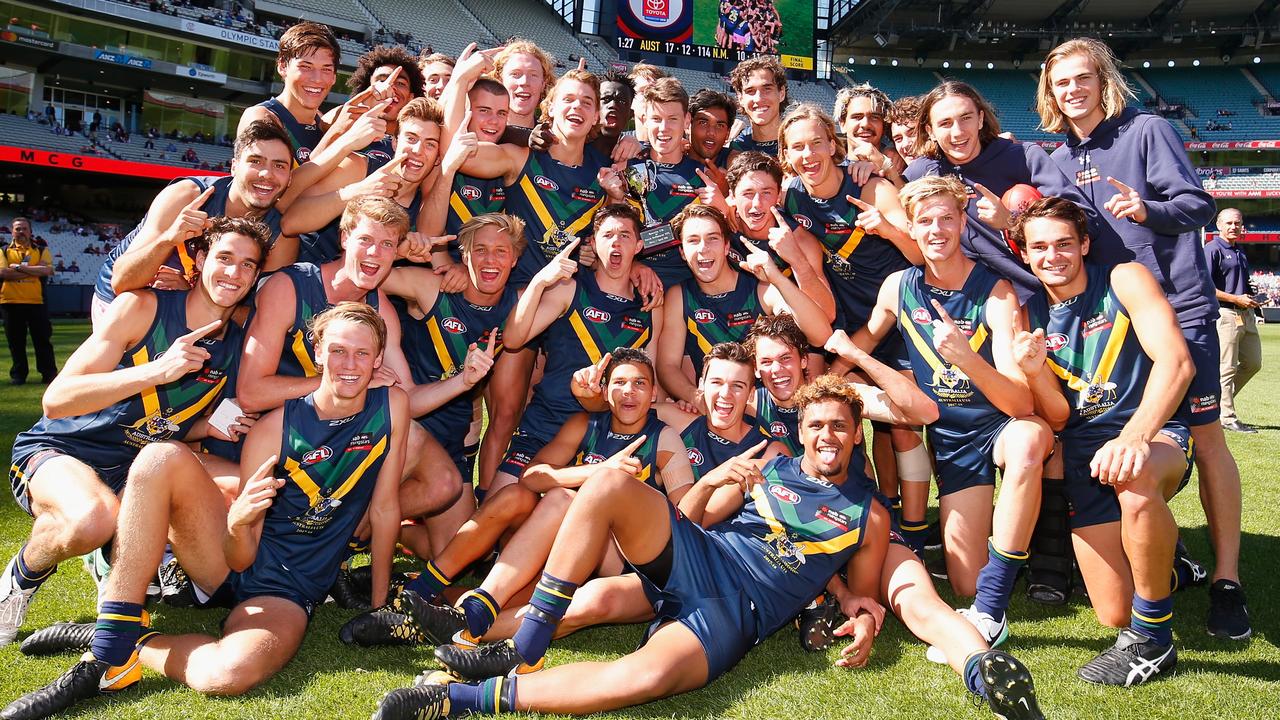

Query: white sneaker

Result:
[0,555,39,646]
[925,605,1009,664]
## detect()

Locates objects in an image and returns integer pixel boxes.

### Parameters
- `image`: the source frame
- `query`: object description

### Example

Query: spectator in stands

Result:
[1206,208,1262,434]
[42,103,53,124]
[181,147,198,163]
[164,140,177,152]
[0,217,57,385]
[66,260,78,273]
[54,259,64,272]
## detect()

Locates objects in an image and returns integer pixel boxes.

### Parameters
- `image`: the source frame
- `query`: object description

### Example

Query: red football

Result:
[1002,183,1043,216]
[1001,184,1043,254]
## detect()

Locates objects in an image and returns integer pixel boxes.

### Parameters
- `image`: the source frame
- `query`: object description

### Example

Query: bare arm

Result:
[656,426,695,505]
[502,246,579,349]
[825,329,938,426]
[519,414,596,492]
[368,388,409,607]
[931,282,1034,418]
[225,410,284,571]
[783,225,837,321]
[862,177,919,262]
[280,155,368,236]
[459,141,527,186]
[655,287,698,404]
[42,292,221,418]
[111,180,204,295]
[236,273,321,413]
[1111,263,1194,442]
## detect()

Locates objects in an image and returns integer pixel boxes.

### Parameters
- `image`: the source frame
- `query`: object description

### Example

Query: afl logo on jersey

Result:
[769,421,789,437]
[693,308,716,324]
[686,447,704,466]
[460,185,482,201]
[1045,333,1069,352]
[367,149,393,163]
[442,317,467,334]
[769,485,801,505]
[534,175,559,192]
[793,214,812,229]
[912,307,932,324]
[302,446,333,466]
[583,307,612,323]
[297,147,312,163]
[583,453,606,464]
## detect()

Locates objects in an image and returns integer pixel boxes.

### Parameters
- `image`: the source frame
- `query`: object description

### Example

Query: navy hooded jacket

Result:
[1049,107,1217,326]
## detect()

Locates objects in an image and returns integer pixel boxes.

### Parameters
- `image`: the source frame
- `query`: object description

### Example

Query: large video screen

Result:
[615,0,815,71]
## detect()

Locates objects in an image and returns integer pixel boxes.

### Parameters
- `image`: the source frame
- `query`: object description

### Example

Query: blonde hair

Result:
[833,83,890,127]
[397,96,444,126]
[898,175,969,222]
[778,103,846,172]
[1037,38,1136,134]
[339,196,410,242]
[459,212,526,258]
[540,68,601,125]
[492,40,555,104]
[310,301,388,356]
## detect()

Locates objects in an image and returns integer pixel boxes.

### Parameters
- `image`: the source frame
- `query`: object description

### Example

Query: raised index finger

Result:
[1106,176,1136,195]
[180,319,222,342]
[380,153,408,175]
[621,435,647,456]
[557,237,581,258]
[845,194,874,211]
[929,298,956,324]
[739,439,769,459]
[248,455,278,483]
[486,327,499,356]
[185,185,216,212]
[972,182,999,200]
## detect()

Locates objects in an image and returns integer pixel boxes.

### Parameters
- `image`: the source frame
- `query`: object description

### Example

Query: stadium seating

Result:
[458,0,605,68]
[0,114,107,156]
[941,69,1057,143]
[362,0,495,57]
[836,65,939,103]
[1253,64,1280,98]
[1205,173,1280,190]
[258,0,372,30]
[1137,66,1276,141]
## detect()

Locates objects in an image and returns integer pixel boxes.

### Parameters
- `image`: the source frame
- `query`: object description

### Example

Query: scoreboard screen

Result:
[614,0,815,71]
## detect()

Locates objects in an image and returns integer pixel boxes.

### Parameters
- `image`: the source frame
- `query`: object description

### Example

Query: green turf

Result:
[0,319,1277,719]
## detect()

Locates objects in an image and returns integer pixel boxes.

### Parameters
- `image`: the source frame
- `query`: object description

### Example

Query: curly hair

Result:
[348,45,426,98]
[793,374,864,423]
[744,313,808,357]
[604,346,654,383]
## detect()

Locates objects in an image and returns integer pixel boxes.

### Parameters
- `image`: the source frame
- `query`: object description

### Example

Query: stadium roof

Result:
[830,0,1280,62]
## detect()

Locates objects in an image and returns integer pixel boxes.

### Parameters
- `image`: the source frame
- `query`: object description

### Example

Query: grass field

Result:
[0,320,1277,719]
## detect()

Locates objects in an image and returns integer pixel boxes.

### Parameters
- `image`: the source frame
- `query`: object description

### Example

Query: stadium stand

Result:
[460,0,607,68]
[1141,66,1273,141]
[362,0,497,57]
[837,65,941,101]
[255,0,374,32]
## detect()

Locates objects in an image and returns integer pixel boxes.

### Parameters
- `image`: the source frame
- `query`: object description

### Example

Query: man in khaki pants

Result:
[1205,208,1262,433]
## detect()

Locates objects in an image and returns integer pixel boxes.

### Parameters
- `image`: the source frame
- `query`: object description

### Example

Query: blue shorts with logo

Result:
[635,505,759,681]
[927,414,1016,496]
[1061,421,1194,529]
[195,566,319,619]
[8,443,129,516]
[1178,322,1221,425]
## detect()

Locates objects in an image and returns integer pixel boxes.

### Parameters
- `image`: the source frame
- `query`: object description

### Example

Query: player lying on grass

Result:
[1013,197,1197,686]
[339,348,694,647]
[2,302,409,719]
[1,218,269,648]
[371,374,1044,720]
